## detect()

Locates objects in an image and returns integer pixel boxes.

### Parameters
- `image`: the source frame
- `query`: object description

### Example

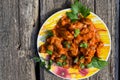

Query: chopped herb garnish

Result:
[87,62,93,68]
[63,41,71,48]
[33,57,41,62]
[63,62,67,66]
[46,60,53,71]
[47,30,53,38]
[40,61,46,68]
[87,57,108,69]
[80,42,88,48]
[61,55,67,60]
[74,29,80,37]
[57,62,63,66]
[50,60,53,65]
[33,57,46,68]
[33,56,52,70]
[80,56,84,59]
[46,50,53,55]
[74,57,79,63]
[66,0,90,22]
[80,63,85,69]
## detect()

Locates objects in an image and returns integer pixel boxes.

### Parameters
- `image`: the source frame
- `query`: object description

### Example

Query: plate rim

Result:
[37,8,111,79]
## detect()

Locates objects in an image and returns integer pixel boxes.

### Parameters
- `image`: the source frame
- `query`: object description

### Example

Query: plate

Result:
[37,9,111,79]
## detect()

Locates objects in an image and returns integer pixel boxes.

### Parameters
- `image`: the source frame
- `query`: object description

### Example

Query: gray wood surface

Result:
[39,0,119,80]
[0,0,119,80]
[0,0,38,80]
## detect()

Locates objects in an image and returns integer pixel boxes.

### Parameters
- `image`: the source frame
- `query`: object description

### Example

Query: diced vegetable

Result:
[80,63,85,69]
[74,29,80,37]
[74,57,79,63]
[57,62,63,66]
[33,57,41,62]
[63,62,67,66]
[46,50,53,55]
[47,30,53,38]
[80,42,88,48]
[61,55,67,60]
[63,41,71,48]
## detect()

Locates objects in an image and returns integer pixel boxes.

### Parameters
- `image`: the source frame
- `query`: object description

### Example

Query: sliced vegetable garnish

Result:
[74,29,80,37]
[46,50,53,55]
[61,55,67,60]
[80,42,88,48]
[87,57,108,69]
[66,0,90,21]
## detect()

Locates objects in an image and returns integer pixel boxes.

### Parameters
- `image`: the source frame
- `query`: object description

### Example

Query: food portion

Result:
[39,15,105,69]
[38,0,108,71]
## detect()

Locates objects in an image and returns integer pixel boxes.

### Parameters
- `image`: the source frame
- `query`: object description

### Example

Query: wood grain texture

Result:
[39,0,119,80]
[114,0,119,80]
[0,0,39,80]
[0,0,119,80]
[91,0,115,80]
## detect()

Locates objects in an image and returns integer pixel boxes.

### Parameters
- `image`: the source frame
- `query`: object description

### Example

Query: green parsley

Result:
[61,55,67,60]
[80,5,90,18]
[39,61,46,68]
[87,57,108,69]
[33,56,52,70]
[46,60,53,71]
[74,57,79,63]
[33,57,41,62]
[66,0,90,21]
[47,30,53,38]
[74,29,80,37]
[33,57,46,68]
[50,60,53,65]
[80,63,85,69]
[46,50,53,55]
[66,12,79,22]
[63,62,67,66]
[80,56,84,59]
[80,42,88,48]
[57,62,63,66]
[63,41,71,48]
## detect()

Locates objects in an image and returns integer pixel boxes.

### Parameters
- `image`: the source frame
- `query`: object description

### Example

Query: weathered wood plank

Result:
[93,0,116,80]
[0,0,118,80]
[0,0,38,80]
[115,0,119,80]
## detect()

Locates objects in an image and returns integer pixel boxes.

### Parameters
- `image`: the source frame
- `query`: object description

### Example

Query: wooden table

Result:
[0,0,119,80]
